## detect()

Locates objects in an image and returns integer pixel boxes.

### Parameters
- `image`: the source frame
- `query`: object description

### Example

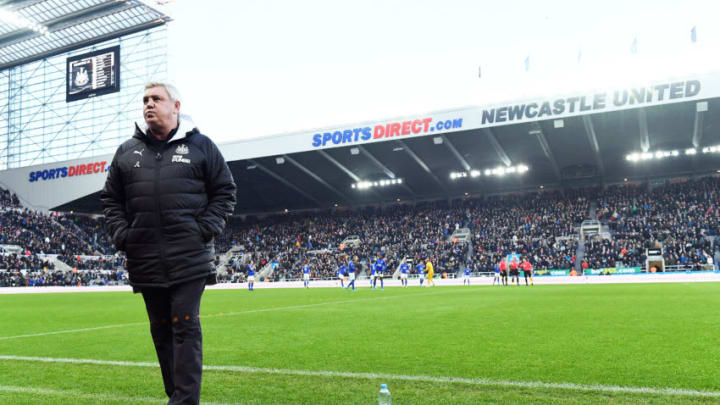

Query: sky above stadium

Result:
[163,0,720,144]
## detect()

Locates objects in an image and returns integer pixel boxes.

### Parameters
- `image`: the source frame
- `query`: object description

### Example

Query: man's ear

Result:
[173,100,181,115]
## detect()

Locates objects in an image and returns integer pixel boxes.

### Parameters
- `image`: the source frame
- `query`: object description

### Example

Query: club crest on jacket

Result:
[175,144,189,155]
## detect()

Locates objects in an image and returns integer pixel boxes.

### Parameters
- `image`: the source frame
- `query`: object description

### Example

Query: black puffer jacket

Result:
[100,117,236,288]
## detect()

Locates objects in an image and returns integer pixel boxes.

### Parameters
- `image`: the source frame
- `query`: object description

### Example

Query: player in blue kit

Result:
[493,261,501,286]
[370,262,377,290]
[463,262,471,286]
[302,261,311,288]
[399,260,410,287]
[375,254,387,290]
[337,261,345,288]
[416,261,425,287]
[247,263,255,291]
[346,256,357,291]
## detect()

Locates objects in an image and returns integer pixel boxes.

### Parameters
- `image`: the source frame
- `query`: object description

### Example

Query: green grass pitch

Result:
[0,282,719,404]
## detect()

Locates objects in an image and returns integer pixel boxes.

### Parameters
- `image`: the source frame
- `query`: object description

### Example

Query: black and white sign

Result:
[66,46,120,102]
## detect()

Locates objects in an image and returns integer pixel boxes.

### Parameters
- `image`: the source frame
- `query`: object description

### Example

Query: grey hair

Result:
[145,82,181,102]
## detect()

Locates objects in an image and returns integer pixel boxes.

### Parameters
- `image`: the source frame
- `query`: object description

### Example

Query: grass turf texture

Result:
[0,283,718,404]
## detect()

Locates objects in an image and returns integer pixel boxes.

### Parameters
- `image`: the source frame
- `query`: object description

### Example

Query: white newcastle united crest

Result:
[175,144,189,155]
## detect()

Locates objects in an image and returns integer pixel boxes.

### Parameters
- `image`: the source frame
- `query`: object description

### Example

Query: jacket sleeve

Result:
[197,138,237,240]
[100,148,130,251]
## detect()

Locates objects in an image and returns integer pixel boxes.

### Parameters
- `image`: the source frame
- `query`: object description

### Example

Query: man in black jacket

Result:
[101,82,236,405]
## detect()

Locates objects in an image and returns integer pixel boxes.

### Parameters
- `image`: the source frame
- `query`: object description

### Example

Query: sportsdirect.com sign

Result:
[306,78,706,150]
[311,116,463,148]
[28,160,109,182]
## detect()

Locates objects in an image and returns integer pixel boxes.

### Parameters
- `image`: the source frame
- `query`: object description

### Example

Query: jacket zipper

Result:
[154,146,171,284]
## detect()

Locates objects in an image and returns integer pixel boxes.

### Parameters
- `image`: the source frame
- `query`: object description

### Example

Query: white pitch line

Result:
[0,323,145,341]
[0,384,233,405]
[0,289,454,341]
[1,355,719,399]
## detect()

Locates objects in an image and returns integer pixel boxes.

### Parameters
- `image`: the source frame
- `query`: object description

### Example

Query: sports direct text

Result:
[311,117,463,148]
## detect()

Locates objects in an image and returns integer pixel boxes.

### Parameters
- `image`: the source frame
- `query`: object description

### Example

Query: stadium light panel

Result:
[433,137,443,145]
[350,147,360,155]
[470,170,480,177]
[353,178,403,190]
[275,157,285,165]
[686,148,697,155]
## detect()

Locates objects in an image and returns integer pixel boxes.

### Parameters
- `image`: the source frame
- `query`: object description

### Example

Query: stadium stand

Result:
[1,176,720,287]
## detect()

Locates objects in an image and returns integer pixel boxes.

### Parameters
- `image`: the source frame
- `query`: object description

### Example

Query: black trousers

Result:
[141,278,206,405]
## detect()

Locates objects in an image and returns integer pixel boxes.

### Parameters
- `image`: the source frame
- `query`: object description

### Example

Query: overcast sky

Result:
[162,0,720,144]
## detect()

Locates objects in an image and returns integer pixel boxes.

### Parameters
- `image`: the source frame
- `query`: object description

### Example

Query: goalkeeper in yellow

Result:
[426,257,436,287]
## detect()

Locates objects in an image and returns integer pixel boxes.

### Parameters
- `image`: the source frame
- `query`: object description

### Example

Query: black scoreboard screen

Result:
[66,46,120,102]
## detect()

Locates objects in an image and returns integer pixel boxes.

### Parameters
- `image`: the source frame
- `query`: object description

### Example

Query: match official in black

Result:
[101,82,236,405]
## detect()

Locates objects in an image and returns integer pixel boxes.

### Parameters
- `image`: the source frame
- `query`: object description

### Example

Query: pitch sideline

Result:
[0,354,719,400]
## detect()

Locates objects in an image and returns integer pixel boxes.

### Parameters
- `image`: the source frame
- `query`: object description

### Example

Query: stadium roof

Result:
[0,0,170,70]
[219,98,720,215]
[51,97,720,216]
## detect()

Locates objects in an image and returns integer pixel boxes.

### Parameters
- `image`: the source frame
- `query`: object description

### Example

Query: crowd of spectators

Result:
[0,187,21,209]
[2,176,720,287]
[590,177,719,269]
[0,253,54,272]
[468,189,588,271]
[0,269,125,287]
[0,208,95,255]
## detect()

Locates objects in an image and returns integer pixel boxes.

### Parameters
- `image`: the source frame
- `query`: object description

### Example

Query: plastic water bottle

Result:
[378,383,391,405]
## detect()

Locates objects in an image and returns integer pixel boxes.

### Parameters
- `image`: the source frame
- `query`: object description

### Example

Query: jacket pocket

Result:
[194,217,212,243]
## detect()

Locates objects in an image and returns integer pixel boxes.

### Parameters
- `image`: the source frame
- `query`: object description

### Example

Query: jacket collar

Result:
[134,114,197,142]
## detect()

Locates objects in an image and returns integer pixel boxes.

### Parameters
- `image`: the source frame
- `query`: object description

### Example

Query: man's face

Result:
[143,86,179,131]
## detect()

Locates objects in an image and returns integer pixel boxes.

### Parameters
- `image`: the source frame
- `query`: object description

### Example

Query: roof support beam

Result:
[318,150,360,182]
[358,146,396,179]
[582,116,605,177]
[358,145,416,195]
[482,128,512,167]
[692,104,705,148]
[395,140,447,192]
[282,154,350,203]
[318,150,388,200]
[248,159,323,207]
[0,1,132,45]
[638,108,650,152]
[529,124,562,181]
[441,135,471,171]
